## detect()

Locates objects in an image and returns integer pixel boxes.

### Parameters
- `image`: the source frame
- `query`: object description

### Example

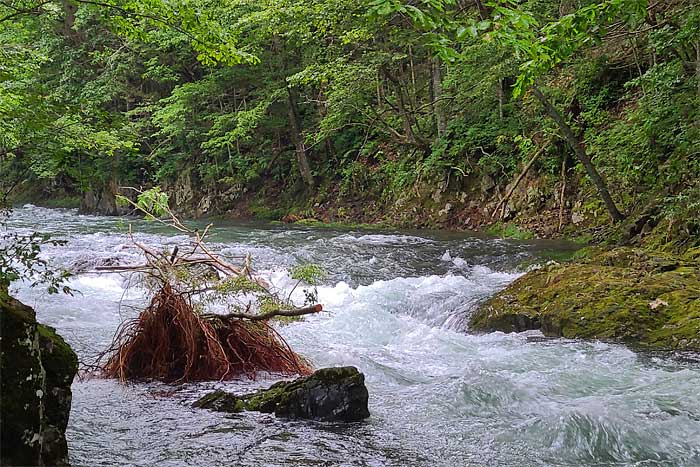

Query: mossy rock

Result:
[36,323,79,465]
[294,218,324,227]
[192,390,245,413]
[193,366,370,422]
[0,292,78,466]
[470,247,700,351]
[1,293,44,466]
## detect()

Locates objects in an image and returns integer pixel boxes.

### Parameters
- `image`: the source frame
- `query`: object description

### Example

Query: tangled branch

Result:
[93,187,324,382]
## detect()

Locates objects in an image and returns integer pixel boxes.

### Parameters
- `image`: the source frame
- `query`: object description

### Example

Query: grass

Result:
[485,222,535,240]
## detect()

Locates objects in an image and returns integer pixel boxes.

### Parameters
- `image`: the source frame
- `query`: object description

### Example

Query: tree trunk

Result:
[696,40,700,97]
[558,157,567,231]
[497,78,504,121]
[286,87,314,187]
[532,87,625,222]
[431,58,447,137]
[382,67,427,149]
[474,0,491,20]
[62,0,85,42]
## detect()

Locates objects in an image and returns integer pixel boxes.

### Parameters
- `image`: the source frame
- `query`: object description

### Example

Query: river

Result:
[6,205,700,466]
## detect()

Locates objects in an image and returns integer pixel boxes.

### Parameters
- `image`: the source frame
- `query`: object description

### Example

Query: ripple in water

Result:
[6,205,700,466]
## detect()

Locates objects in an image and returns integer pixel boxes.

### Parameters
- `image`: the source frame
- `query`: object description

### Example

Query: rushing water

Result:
[6,205,700,467]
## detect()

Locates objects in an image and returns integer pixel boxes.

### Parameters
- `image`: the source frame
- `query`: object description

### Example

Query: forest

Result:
[1,0,698,246]
[2,1,700,466]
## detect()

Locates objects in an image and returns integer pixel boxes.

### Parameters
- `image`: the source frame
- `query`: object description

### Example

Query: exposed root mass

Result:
[100,285,312,383]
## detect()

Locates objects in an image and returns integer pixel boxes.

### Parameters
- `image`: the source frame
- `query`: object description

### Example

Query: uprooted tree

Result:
[95,187,324,383]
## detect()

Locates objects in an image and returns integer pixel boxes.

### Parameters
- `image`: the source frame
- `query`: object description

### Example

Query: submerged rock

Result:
[192,390,245,413]
[470,247,700,351]
[1,289,78,466]
[194,366,370,422]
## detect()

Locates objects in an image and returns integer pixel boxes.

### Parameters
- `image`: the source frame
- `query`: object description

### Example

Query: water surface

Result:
[7,205,700,466]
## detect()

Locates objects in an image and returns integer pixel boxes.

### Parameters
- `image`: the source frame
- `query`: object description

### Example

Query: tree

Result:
[370,0,649,221]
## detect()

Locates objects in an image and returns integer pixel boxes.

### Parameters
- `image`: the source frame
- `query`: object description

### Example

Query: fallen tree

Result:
[94,187,323,383]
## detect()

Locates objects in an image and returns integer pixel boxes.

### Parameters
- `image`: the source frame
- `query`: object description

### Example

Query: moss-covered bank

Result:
[0,288,79,466]
[470,248,700,351]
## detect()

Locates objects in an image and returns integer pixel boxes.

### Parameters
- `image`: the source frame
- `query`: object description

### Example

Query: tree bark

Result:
[431,57,447,137]
[532,87,624,222]
[497,78,504,121]
[286,87,314,187]
[558,157,567,231]
[696,40,700,97]
[382,67,428,149]
[474,0,491,20]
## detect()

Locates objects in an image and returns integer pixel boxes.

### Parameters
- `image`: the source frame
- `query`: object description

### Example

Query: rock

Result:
[470,247,700,351]
[192,390,244,413]
[1,289,78,466]
[193,366,370,422]
[480,175,496,195]
[78,180,121,216]
[173,170,195,210]
[438,203,452,217]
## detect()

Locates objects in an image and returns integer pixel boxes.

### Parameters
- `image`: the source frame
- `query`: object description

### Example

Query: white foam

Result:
[71,275,126,294]
[334,233,436,245]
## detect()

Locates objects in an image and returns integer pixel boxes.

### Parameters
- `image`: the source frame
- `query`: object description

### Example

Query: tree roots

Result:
[100,285,312,383]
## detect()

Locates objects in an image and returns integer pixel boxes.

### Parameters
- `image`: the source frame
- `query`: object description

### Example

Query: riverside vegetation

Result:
[1,1,700,450]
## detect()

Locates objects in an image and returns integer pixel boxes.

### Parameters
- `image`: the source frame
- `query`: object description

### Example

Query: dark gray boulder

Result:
[193,366,370,422]
[1,289,78,466]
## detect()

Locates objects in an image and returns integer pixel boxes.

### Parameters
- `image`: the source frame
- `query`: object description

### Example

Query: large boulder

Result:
[194,366,370,422]
[79,180,121,216]
[470,247,700,350]
[1,290,78,466]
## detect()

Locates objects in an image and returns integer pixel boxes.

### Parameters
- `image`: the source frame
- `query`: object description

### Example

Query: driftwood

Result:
[95,187,323,382]
[203,304,323,322]
[99,285,313,382]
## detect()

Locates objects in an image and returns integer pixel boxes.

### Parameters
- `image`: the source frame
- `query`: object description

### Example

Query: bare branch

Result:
[205,304,324,321]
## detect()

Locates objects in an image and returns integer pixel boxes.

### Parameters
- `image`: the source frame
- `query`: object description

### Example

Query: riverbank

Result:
[9,170,613,244]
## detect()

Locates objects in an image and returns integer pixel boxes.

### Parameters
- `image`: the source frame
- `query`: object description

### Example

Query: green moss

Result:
[192,390,245,412]
[485,222,535,240]
[471,247,700,351]
[42,196,81,209]
[242,381,293,413]
[249,203,285,221]
[294,218,324,226]
[683,246,700,262]
[517,248,582,269]
[36,324,78,384]
[293,218,387,230]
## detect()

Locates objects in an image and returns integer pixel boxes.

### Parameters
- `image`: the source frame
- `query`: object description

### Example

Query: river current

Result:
[6,205,700,466]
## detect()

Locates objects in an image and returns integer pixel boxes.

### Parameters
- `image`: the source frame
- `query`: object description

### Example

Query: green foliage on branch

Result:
[0,208,73,294]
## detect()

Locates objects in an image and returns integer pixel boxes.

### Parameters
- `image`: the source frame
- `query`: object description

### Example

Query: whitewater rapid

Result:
[6,205,700,466]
